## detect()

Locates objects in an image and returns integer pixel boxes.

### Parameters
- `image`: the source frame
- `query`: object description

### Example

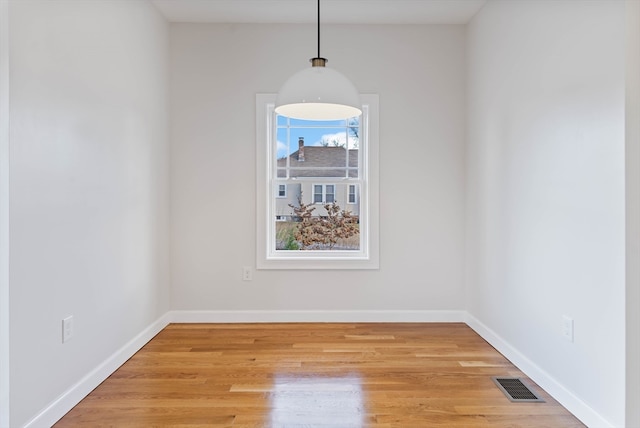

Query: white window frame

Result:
[256,94,379,270]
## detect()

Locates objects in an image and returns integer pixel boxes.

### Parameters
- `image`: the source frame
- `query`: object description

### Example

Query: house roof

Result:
[277,146,358,178]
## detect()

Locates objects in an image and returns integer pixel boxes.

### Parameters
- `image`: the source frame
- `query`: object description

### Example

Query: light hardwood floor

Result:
[55,323,585,427]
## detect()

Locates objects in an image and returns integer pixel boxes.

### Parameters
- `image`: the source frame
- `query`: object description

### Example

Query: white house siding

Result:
[275,182,359,220]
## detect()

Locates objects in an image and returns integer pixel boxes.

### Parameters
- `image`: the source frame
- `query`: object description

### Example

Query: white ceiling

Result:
[151,0,488,25]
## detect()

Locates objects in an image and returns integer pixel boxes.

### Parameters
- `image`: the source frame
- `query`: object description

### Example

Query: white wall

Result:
[0,1,10,426]
[466,1,626,426]
[169,24,467,313]
[625,1,640,425]
[8,1,170,426]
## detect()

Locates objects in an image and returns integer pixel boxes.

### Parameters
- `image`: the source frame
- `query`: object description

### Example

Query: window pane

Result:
[313,185,323,203]
[277,115,289,126]
[348,185,356,203]
[348,150,358,178]
[277,120,360,179]
[326,185,335,203]
[276,127,292,160]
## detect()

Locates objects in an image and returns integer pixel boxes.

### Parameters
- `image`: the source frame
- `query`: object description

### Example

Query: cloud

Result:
[314,132,359,149]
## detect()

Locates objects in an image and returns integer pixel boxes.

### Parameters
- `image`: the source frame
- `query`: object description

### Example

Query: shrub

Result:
[288,195,358,250]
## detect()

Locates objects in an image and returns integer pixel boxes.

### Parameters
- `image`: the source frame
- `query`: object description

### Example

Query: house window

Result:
[313,184,335,204]
[313,185,324,203]
[256,94,379,269]
[326,185,335,203]
[277,184,287,198]
[348,184,357,204]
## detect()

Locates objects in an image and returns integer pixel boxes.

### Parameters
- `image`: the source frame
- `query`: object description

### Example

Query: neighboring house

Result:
[276,137,360,221]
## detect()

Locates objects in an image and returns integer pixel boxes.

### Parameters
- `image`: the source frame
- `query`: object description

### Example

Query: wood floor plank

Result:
[54,323,585,427]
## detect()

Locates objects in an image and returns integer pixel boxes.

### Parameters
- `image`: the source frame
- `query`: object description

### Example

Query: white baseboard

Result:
[168,309,467,323]
[24,312,172,428]
[465,313,614,428]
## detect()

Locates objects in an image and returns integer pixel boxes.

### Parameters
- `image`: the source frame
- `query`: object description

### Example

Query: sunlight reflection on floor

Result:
[270,375,364,427]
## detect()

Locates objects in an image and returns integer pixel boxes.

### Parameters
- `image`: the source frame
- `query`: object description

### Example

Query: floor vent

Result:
[492,377,545,402]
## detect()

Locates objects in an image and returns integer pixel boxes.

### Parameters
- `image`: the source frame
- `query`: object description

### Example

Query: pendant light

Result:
[274,0,362,121]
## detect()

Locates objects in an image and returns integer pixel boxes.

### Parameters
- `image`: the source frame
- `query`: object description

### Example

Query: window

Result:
[326,185,335,204]
[348,184,357,204]
[313,184,335,204]
[256,94,379,269]
[313,185,324,204]
[277,184,287,198]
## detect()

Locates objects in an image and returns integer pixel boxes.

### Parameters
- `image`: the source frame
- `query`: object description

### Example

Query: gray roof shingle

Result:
[277,146,358,178]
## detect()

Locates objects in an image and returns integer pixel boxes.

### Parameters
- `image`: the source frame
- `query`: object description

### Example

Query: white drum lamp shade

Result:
[274,0,361,121]
[275,60,362,121]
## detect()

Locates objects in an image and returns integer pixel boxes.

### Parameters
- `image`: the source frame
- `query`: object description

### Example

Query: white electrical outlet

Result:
[242,266,253,281]
[62,315,74,343]
[562,315,574,342]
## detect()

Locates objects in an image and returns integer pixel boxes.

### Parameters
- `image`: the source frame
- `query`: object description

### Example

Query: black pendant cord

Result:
[317,0,321,59]
[310,0,326,66]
